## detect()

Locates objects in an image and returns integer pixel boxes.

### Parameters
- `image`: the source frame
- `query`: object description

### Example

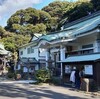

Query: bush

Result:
[7,72,15,79]
[34,69,50,83]
[50,77,62,85]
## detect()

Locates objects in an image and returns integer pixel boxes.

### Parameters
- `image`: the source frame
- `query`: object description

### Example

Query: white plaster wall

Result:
[75,35,96,51]
[19,46,47,61]
[19,46,39,60]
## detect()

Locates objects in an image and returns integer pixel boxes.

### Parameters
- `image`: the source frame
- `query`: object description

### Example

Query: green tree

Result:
[1,32,30,52]
[36,23,46,33]
[6,7,51,33]
[91,0,100,10]
[58,0,93,27]
[67,1,93,22]
[42,1,74,30]
[0,26,6,38]
[42,1,70,19]
[12,24,21,32]
[38,10,51,23]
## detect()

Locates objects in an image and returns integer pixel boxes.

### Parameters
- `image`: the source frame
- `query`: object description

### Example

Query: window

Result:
[81,44,93,54]
[20,51,23,55]
[31,46,34,53]
[27,48,31,54]
[27,46,34,54]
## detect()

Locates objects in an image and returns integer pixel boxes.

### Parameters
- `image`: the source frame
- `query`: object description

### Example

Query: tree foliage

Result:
[0,26,30,52]
[6,8,51,34]
[0,26,6,38]
[91,0,100,10]
[42,0,94,29]
[65,0,94,22]
[35,69,50,83]
[42,1,70,19]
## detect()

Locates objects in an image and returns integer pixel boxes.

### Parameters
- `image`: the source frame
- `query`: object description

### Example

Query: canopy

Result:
[61,53,100,63]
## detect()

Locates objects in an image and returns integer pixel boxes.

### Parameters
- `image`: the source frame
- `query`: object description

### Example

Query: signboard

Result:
[84,65,93,75]
[65,65,71,74]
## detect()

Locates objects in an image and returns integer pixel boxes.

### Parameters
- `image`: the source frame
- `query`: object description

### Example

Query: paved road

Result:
[0,83,99,99]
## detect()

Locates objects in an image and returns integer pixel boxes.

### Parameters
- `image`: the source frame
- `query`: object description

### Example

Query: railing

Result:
[65,48,94,57]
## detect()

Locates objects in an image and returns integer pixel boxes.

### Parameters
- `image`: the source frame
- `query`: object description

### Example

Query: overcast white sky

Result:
[0,0,77,27]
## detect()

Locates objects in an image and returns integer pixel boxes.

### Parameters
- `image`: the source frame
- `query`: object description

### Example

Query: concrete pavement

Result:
[0,83,100,99]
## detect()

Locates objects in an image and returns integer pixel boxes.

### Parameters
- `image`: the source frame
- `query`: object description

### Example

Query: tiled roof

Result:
[39,30,69,42]
[38,12,100,42]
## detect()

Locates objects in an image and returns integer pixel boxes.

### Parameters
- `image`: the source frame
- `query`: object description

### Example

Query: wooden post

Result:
[93,62,100,90]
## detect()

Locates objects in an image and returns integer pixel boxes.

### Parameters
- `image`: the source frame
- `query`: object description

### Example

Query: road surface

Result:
[0,83,99,99]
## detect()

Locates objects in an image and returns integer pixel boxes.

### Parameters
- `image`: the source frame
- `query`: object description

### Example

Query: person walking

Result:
[70,67,76,87]
[75,69,81,90]
[79,67,85,89]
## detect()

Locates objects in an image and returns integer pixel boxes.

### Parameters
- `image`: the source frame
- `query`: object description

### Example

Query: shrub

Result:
[34,69,50,83]
[7,72,15,79]
[50,77,62,85]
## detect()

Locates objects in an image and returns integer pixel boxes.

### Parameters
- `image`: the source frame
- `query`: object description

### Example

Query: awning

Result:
[61,53,100,63]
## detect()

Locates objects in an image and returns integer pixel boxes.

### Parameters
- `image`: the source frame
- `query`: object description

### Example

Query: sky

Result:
[0,0,77,27]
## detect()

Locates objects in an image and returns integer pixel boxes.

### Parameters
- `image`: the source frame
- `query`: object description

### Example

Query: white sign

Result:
[65,65,71,73]
[85,65,93,75]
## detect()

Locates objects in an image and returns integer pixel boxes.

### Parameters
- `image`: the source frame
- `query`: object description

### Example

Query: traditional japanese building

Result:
[19,11,100,88]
